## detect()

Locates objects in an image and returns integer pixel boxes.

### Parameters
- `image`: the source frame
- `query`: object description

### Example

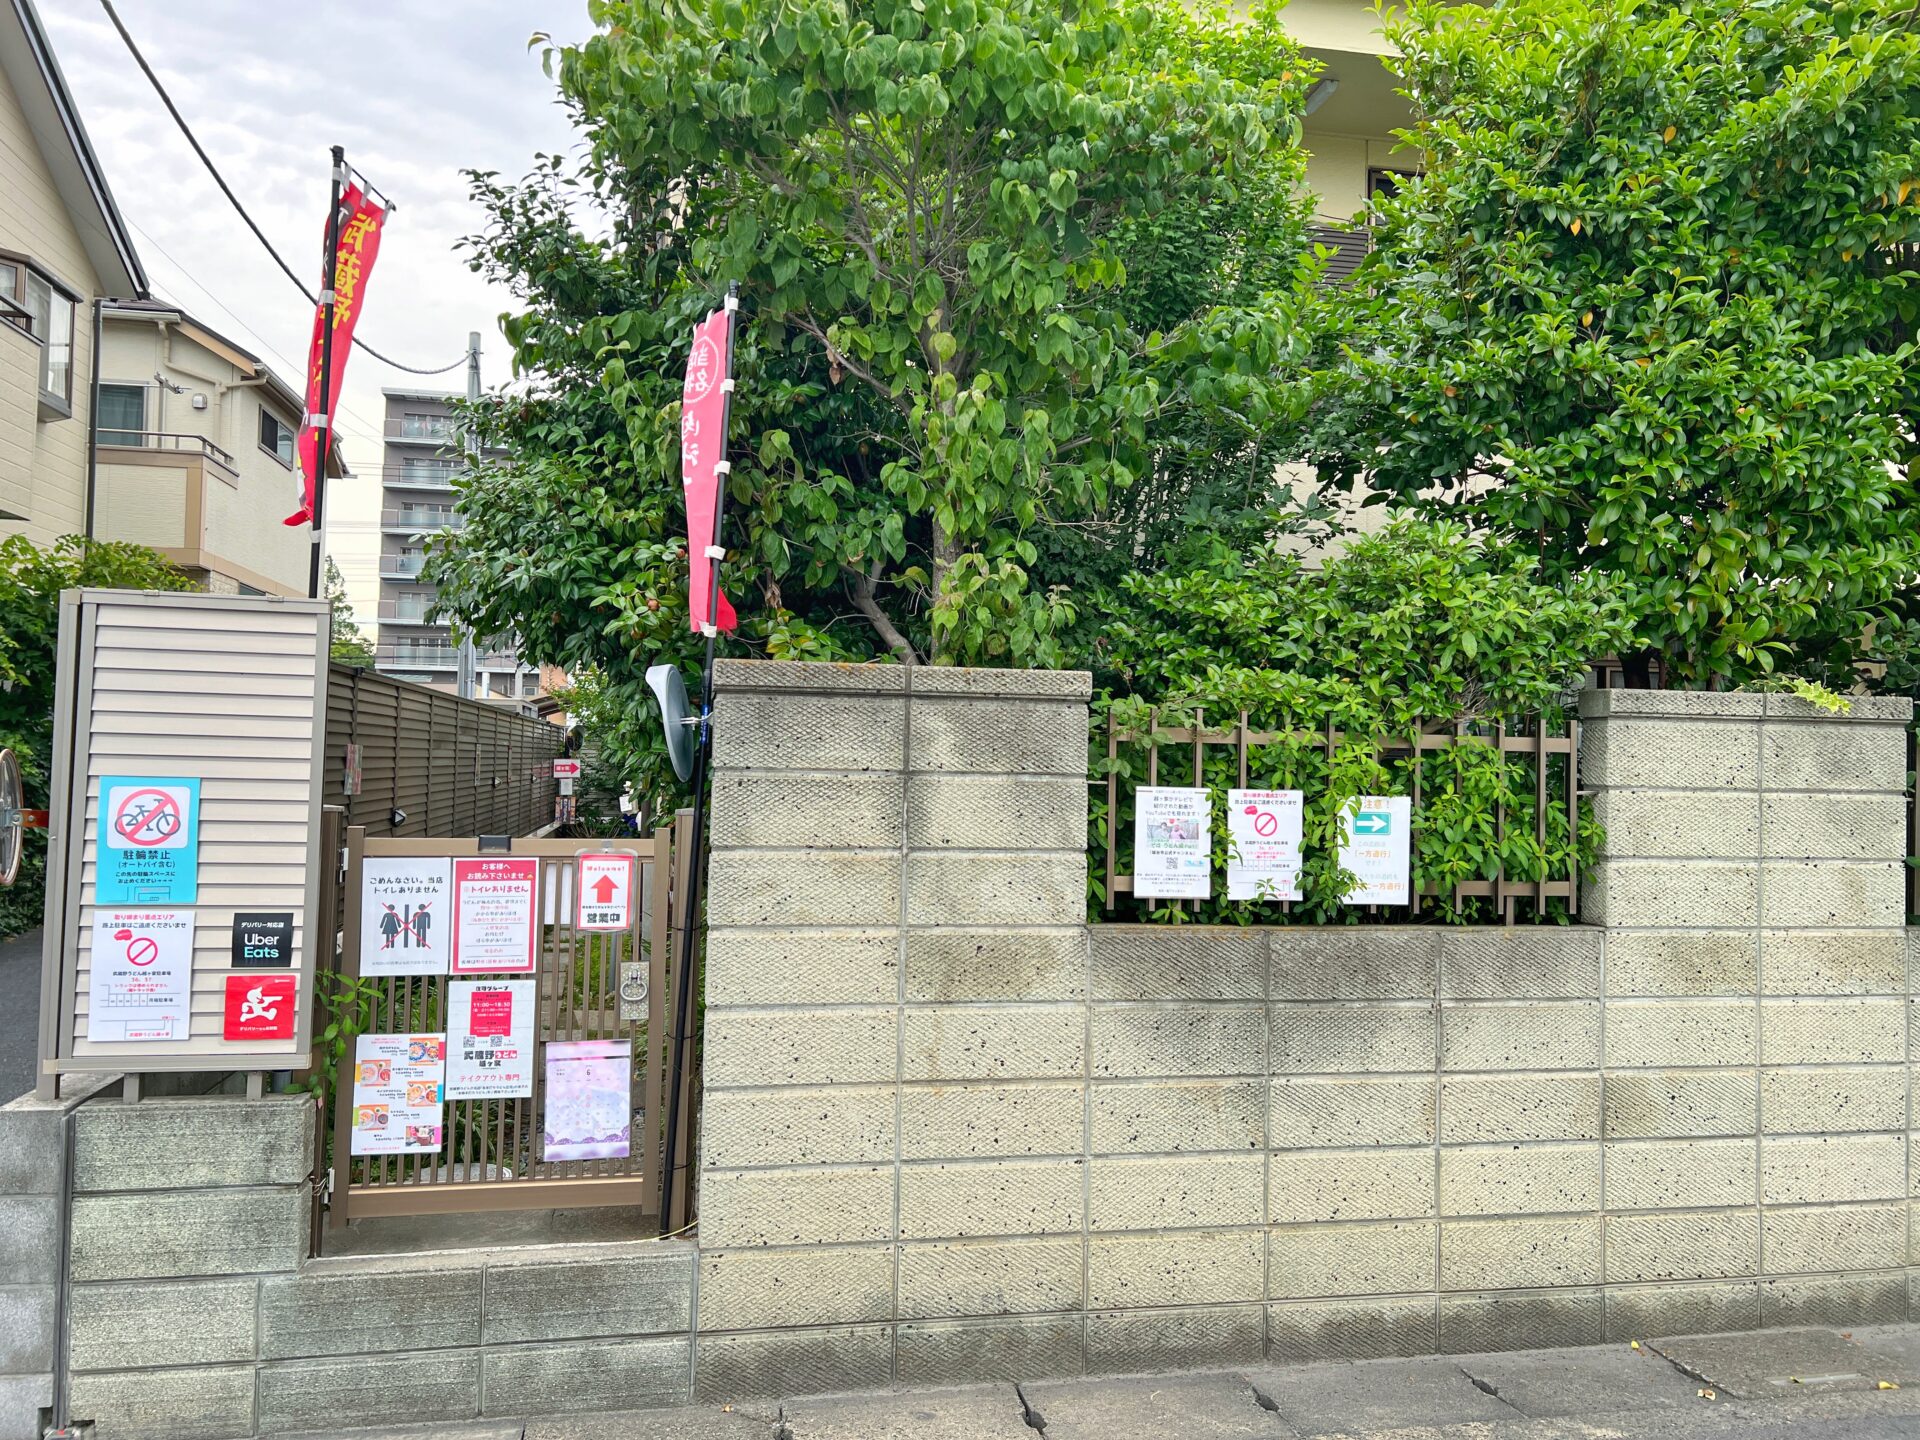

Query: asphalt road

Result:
[0,927,40,1103]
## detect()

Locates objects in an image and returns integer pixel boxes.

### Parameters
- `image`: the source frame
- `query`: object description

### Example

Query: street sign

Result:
[576,852,636,932]
[1133,786,1212,900]
[1226,788,1304,901]
[1339,795,1412,905]
[97,775,201,904]
[553,758,582,780]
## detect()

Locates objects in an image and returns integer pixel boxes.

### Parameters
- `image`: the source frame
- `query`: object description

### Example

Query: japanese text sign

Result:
[451,857,537,974]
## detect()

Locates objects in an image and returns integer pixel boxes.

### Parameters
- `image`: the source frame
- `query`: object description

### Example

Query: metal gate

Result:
[324,815,699,1232]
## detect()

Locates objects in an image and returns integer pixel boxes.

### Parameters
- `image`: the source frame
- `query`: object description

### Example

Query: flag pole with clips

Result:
[659,280,740,1230]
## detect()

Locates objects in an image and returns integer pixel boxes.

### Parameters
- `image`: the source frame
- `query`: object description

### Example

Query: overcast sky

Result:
[40,0,593,625]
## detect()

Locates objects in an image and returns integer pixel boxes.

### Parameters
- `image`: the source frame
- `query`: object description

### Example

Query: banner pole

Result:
[308,144,345,600]
[659,281,739,1230]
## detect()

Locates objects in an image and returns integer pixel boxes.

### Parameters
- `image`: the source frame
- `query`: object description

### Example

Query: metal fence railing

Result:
[1102,706,1581,923]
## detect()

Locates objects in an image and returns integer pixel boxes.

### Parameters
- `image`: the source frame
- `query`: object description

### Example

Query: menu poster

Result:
[451,858,538,974]
[445,979,535,1100]
[543,1039,633,1162]
[1132,786,1213,900]
[350,1033,446,1155]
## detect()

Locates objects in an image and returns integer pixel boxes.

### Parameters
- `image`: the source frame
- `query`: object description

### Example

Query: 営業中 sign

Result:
[1133,786,1212,900]
[451,858,537,974]
[86,909,193,1043]
[1227,788,1305,901]
[445,979,535,1100]
[1339,795,1412,905]
[97,776,200,904]
[360,859,450,976]
[350,1033,445,1155]
[575,852,635,932]
[231,911,294,968]
[552,757,582,780]
[222,974,297,1041]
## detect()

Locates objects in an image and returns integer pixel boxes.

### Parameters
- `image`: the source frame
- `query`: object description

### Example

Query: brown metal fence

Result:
[321,664,566,841]
[1103,707,1581,923]
[324,816,699,1232]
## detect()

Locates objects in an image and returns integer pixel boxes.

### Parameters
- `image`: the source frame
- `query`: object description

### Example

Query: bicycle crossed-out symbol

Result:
[112,790,182,847]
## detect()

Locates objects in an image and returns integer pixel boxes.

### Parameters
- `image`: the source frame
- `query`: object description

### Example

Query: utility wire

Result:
[101,0,466,378]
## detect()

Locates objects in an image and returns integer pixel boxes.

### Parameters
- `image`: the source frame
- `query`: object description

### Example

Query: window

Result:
[0,260,21,327]
[97,383,145,446]
[2,255,77,408]
[259,408,296,468]
[1368,169,1419,204]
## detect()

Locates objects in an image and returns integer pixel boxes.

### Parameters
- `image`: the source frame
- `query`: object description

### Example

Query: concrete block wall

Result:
[48,1094,694,1440]
[1581,687,1917,1333]
[695,663,1920,1399]
[700,659,1092,1399]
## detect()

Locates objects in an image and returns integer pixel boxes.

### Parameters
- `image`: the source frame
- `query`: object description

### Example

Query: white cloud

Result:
[39,0,591,625]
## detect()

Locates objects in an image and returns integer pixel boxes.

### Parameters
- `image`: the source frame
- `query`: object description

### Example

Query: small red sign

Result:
[223,974,297,1042]
[467,987,515,1038]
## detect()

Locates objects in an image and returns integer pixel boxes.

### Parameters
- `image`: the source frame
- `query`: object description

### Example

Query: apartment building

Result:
[0,0,144,544]
[91,300,345,596]
[375,387,541,701]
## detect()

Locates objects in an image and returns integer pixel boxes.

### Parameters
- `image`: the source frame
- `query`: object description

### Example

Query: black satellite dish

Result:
[646,664,697,782]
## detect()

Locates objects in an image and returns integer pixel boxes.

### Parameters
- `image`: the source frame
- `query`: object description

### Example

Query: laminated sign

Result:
[1339,795,1412,905]
[445,979,535,1099]
[575,852,635,932]
[97,776,200,904]
[86,909,193,1042]
[1133,787,1212,900]
[451,858,537,974]
[351,1033,445,1155]
[1226,789,1305,901]
[359,859,450,976]
[543,1039,633,1162]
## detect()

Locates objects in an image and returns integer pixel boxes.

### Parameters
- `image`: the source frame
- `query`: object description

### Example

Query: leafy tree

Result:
[0,536,188,936]
[1304,0,1920,688]
[323,557,375,669]
[428,0,1317,792]
[1093,519,1633,924]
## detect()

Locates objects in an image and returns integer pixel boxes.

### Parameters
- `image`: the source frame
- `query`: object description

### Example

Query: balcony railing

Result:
[98,430,238,479]
[379,555,427,579]
[387,415,455,442]
[392,467,459,489]
[381,507,463,533]
[376,644,458,668]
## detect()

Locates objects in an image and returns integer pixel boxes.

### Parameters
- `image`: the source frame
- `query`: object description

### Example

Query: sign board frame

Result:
[36,590,331,1089]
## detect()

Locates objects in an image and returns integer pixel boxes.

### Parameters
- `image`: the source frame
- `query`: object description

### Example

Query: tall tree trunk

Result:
[930,518,961,664]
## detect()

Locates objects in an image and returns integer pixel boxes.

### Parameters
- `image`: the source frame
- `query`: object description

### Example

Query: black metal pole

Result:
[308,145,345,600]
[659,282,739,1230]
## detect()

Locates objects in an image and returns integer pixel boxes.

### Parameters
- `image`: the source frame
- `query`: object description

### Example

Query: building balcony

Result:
[379,554,427,579]
[376,643,458,669]
[381,506,463,534]
[92,432,306,596]
[384,416,457,446]
[388,469,460,490]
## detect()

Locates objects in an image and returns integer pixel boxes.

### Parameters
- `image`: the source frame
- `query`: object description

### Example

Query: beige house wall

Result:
[95,318,311,596]
[0,54,104,547]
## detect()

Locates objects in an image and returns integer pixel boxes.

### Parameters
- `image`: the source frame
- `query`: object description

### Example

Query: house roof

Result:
[1,0,146,298]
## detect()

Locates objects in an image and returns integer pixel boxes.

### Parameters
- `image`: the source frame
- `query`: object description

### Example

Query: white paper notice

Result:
[1339,795,1413,905]
[360,859,451,976]
[445,979,536,1100]
[1133,786,1213,900]
[350,1033,446,1155]
[86,909,194,1042]
[1227,789,1305,901]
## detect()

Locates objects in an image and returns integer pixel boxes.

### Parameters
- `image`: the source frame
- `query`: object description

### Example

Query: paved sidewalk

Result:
[297,1324,1920,1440]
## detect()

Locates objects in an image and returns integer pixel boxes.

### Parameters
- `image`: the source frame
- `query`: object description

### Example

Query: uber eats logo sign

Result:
[231,911,294,968]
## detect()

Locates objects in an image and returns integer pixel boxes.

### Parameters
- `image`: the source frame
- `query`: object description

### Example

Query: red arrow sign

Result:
[590,874,617,904]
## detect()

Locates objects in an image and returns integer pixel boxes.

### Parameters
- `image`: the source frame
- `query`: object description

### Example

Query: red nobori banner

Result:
[285,182,386,527]
[680,303,738,633]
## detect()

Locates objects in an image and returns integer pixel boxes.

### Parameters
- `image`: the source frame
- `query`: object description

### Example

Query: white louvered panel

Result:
[63,594,327,1069]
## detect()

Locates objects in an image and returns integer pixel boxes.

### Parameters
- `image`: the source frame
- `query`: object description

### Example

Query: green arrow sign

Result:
[1353,810,1391,836]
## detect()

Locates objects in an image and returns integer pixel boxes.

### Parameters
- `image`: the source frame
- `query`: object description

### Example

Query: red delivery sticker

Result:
[223,974,297,1041]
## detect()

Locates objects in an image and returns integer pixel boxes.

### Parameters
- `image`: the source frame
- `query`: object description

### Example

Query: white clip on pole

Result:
[701,623,719,638]
[724,294,740,313]
[705,546,726,560]
[720,378,736,393]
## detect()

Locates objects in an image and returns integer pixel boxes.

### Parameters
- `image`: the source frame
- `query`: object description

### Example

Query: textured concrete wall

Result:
[47,1094,693,1440]
[695,665,1920,1399]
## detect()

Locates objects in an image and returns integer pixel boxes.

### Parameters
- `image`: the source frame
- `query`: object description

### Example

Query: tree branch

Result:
[851,559,921,664]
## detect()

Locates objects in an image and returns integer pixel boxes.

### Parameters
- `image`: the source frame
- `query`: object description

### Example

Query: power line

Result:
[101,0,466,378]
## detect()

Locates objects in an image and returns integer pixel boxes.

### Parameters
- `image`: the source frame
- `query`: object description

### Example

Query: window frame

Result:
[96,381,147,447]
[0,250,80,414]
[258,406,297,470]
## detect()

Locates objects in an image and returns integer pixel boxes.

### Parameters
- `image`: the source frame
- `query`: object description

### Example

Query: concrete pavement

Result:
[284,1324,1920,1439]
[0,926,39,1101]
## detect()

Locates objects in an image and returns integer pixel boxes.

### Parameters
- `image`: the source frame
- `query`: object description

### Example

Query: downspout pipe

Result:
[83,298,101,538]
